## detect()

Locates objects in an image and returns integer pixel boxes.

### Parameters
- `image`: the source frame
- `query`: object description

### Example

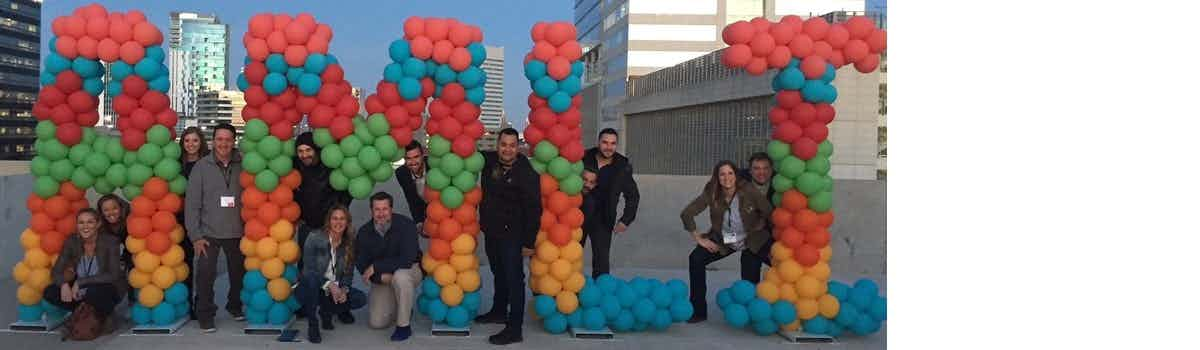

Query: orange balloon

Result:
[60,182,85,200]
[241,207,256,223]
[143,177,169,200]
[32,213,53,233]
[71,199,88,214]
[425,221,439,239]
[805,228,830,248]
[245,219,269,241]
[243,187,266,209]
[429,238,452,260]
[796,244,820,267]
[567,194,582,209]
[240,172,255,189]
[152,211,176,233]
[282,170,301,189]
[781,191,808,212]
[439,219,461,240]
[540,212,557,230]
[772,210,793,232]
[540,174,557,194]
[269,186,292,206]
[44,196,71,219]
[559,208,583,229]
[258,202,281,224]
[26,194,44,213]
[56,217,76,236]
[146,231,171,255]
[464,188,482,205]
[793,210,819,231]
[158,193,182,214]
[40,231,65,255]
[131,196,156,218]
[128,217,152,238]
[548,224,570,246]
[428,201,450,222]
[547,191,569,215]
[282,202,301,222]
[779,227,804,250]
[817,211,835,227]
[462,222,479,237]
[452,204,476,225]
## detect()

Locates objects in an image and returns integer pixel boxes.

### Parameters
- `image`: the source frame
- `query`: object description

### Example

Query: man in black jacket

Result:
[474,128,542,345]
[580,128,640,277]
[393,141,428,234]
[739,152,776,266]
[354,192,423,342]
[294,131,353,272]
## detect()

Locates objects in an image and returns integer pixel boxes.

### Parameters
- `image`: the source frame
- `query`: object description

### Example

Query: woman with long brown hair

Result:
[45,208,127,325]
[680,160,773,323]
[176,127,207,320]
[296,205,366,343]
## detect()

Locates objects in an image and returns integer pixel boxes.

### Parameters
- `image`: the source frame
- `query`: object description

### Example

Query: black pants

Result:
[43,283,120,318]
[580,223,614,278]
[483,232,526,331]
[688,244,768,318]
[181,235,196,315]
[194,237,246,322]
[295,273,366,319]
[295,223,316,273]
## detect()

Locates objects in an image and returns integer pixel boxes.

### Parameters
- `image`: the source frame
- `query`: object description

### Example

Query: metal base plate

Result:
[569,326,615,339]
[431,322,470,337]
[777,329,836,343]
[130,317,189,335]
[243,316,295,335]
[8,313,69,332]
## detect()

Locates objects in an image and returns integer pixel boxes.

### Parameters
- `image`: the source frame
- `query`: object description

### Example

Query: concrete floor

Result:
[0,267,885,349]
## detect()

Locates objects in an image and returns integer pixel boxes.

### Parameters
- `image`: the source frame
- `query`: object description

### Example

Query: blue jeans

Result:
[296,273,366,318]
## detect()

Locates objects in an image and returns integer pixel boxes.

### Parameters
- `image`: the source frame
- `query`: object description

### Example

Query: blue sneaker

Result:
[390,326,412,341]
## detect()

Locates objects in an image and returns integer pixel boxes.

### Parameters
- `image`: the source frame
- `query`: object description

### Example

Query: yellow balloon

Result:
[763,267,781,284]
[563,272,585,293]
[261,258,285,279]
[796,297,819,320]
[128,269,151,289]
[571,259,584,273]
[559,241,583,261]
[16,284,41,305]
[268,278,291,301]
[126,236,146,255]
[152,265,176,289]
[12,261,30,284]
[535,231,546,246]
[456,270,481,292]
[441,284,464,306]
[807,262,831,281]
[174,264,190,282]
[779,260,803,283]
[240,238,257,258]
[27,267,51,290]
[270,220,294,242]
[549,259,571,281]
[169,225,184,244]
[771,242,793,261]
[782,320,802,332]
[244,256,262,270]
[555,291,579,314]
[256,237,279,260]
[757,280,780,303]
[797,276,821,298]
[817,294,840,318]
[530,259,549,277]
[779,282,799,302]
[449,253,477,272]
[570,228,582,242]
[451,234,475,255]
[538,276,562,296]
[277,240,300,263]
[24,249,50,269]
[421,254,443,273]
[433,264,457,286]
[134,251,161,273]
[162,245,184,266]
[139,285,164,308]
[820,245,833,262]
[20,229,39,250]
[536,241,559,264]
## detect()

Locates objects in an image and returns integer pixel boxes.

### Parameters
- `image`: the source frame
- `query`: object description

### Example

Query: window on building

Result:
[726,0,764,24]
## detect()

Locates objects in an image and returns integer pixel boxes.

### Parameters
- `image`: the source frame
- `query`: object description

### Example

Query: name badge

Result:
[723,232,739,244]
[220,196,236,208]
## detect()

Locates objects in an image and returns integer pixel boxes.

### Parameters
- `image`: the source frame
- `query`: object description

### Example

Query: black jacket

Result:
[738,168,776,201]
[582,148,640,228]
[393,162,428,223]
[479,152,542,249]
[293,157,352,228]
[354,213,422,284]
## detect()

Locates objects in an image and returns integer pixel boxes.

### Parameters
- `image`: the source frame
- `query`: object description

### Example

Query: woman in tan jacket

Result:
[680,160,773,323]
[45,208,127,319]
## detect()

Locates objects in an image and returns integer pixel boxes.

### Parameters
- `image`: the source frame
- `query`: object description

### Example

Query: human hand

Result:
[696,237,719,253]
[60,283,73,303]
[521,248,535,257]
[194,239,209,257]
[614,223,628,234]
[362,265,374,285]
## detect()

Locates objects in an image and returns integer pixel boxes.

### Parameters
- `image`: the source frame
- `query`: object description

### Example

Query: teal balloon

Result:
[440,186,464,209]
[808,191,833,213]
[533,76,557,98]
[374,136,399,161]
[340,135,363,155]
[93,177,114,194]
[779,156,806,178]
[36,120,56,139]
[753,319,779,336]
[383,62,404,82]
[106,163,128,187]
[84,153,110,176]
[131,304,152,325]
[370,160,394,182]
[548,91,571,113]
[242,152,266,173]
[148,125,172,146]
[584,307,606,330]
[68,144,91,166]
[466,87,484,105]
[748,299,772,323]
[341,157,364,178]
[154,159,181,181]
[41,139,68,161]
[72,57,101,78]
[313,129,334,147]
[161,142,181,160]
[808,156,831,175]
[548,157,571,180]
[152,304,176,325]
[286,67,304,85]
[533,141,558,162]
[559,174,583,195]
[651,309,672,331]
[255,170,279,192]
[524,60,547,81]
[46,52,71,73]
[613,310,636,332]
[34,176,59,198]
[83,77,104,96]
[169,176,186,194]
[402,58,426,78]
[149,76,170,92]
[389,39,411,62]
[266,54,287,73]
[257,137,282,159]
[457,66,484,89]
[795,172,824,196]
[464,152,484,173]
[731,280,756,304]
[427,168,449,190]
[123,184,142,198]
[633,299,656,323]
[558,75,582,96]
[468,42,487,66]
[263,73,287,95]
[50,159,74,181]
[452,171,476,193]
[321,145,344,168]
[268,155,293,176]
[543,313,568,334]
[134,58,162,79]
[303,53,327,74]
[330,169,348,190]
[349,176,373,199]
[434,64,457,85]
[779,67,805,90]
[399,77,421,99]
[17,304,43,322]
[670,299,694,322]
[429,136,451,157]
[30,156,50,176]
[367,114,390,137]
[358,146,382,170]
[268,302,291,325]
[440,154,464,177]
[298,73,321,96]
[445,307,469,328]
[818,140,834,157]
[428,299,448,322]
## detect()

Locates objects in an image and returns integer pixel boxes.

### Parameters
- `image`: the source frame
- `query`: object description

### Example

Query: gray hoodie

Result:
[185,152,244,241]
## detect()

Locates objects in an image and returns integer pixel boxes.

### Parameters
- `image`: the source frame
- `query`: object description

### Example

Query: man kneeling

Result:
[355,192,423,341]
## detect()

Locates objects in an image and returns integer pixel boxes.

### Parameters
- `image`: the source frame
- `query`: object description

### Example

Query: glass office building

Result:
[0,0,39,159]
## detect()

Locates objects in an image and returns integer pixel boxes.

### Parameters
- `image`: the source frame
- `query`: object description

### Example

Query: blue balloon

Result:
[403,57,427,78]
[558,75,582,96]
[247,309,268,324]
[651,287,673,308]
[174,300,190,320]
[571,61,584,78]
[425,60,440,77]
[244,56,253,65]
[544,313,568,334]
[468,43,487,66]
[716,288,733,309]
[268,302,291,325]
[134,59,160,80]
[326,54,339,64]
[421,277,441,296]
[567,309,584,329]
[612,310,635,332]
[237,73,249,91]
[83,78,104,96]
[462,292,481,312]
[583,307,606,330]
[723,303,749,328]
[778,67,805,90]
[266,54,288,73]
[828,280,851,301]
[132,304,152,324]
[596,274,618,294]
[457,66,484,89]
[263,73,288,95]
[146,46,166,63]
[17,304,43,322]
[149,76,170,93]
[251,290,273,312]
[534,294,557,318]
[111,61,133,80]
[399,77,422,100]
[771,73,784,91]
[651,309,672,331]
[821,62,836,83]
[666,279,688,299]
[601,294,622,321]
[747,298,772,323]
[152,303,176,325]
[240,289,253,305]
[434,84,443,97]
[165,283,188,304]
[854,279,879,297]
[804,316,831,335]
[632,299,656,323]
[48,37,57,53]
[304,53,327,74]
[524,60,547,81]
[298,73,322,96]
[850,315,877,336]
[243,270,268,290]
[548,91,571,113]
[868,297,886,321]
[72,57,102,78]
[389,39,412,63]
[787,58,801,69]
[772,300,797,324]
[40,72,56,86]
[669,299,693,322]
[850,285,876,309]
[445,306,469,328]
[834,304,860,327]
[286,296,301,311]
[827,322,844,337]
[632,320,648,332]
[731,280,756,304]
[286,67,304,85]
[466,87,485,105]
[578,285,602,308]
[284,264,299,284]
[434,65,457,85]
[753,319,778,336]
[417,295,432,315]
[532,76,557,99]
[801,79,825,102]
[616,285,637,308]
[46,53,71,74]
[428,299,448,322]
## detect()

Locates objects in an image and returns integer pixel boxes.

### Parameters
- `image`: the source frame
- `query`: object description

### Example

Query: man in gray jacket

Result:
[185,123,246,332]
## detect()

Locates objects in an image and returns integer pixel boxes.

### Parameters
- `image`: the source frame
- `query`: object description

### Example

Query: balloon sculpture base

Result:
[243,316,295,335]
[130,316,189,335]
[777,329,835,343]
[7,313,69,332]
[431,322,471,337]
[568,326,614,340]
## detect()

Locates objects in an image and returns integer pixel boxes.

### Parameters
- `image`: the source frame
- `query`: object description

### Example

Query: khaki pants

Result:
[367,266,422,329]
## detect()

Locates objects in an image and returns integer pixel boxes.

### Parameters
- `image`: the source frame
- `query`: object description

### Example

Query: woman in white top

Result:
[296,205,366,343]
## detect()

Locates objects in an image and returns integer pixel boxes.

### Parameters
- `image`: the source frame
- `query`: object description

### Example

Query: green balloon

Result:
[50,159,74,181]
[34,176,59,198]
[91,136,108,153]
[440,186,464,209]
[367,114,390,137]
[807,156,831,175]
[240,138,258,154]
[31,156,50,177]
[772,174,794,193]
[370,161,394,182]
[548,157,571,180]
[817,140,833,157]
[148,125,172,146]
[258,136,282,159]
[313,129,334,148]
[358,146,382,170]
[767,140,790,162]
[321,145,344,168]
[571,161,583,175]
[341,157,365,178]
[137,144,163,165]
[68,144,91,166]
[352,114,366,127]
[93,177,114,195]
[808,191,832,212]
[269,155,293,177]
[41,139,68,161]
[821,175,834,192]
[282,139,295,157]
[243,152,267,173]
[428,155,441,169]
[106,163,128,187]
[85,153,110,176]
[105,140,125,162]
[70,167,95,189]
[440,154,464,177]
[349,176,373,199]
[161,142,181,160]
[128,164,152,185]
[465,152,484,173]
[245,119,269,141]
[80,128,95,145]
[534,141,558,163]
[429,135,450,157]
[772,191,783,208]
[375,136,399,161]
[779,156,806,178]
[531,160,547,174]
[123,184,142,198]
[427,168,450,190]
[169,176,187,194]
[123,152,138,166]
[154,159,181,181]
[255,170,280,192]
[354,124,373,144]
[795,172,824,196]
[36,120,56,139]
[559,174,583,195]
[340,135,363,156]
[330,169,349,190]
[452,171,476,192]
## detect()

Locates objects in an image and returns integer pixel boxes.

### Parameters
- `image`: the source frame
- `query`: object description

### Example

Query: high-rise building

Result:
[477,46,505,151]
[169,12,229,132]
[195,90,245,139]
[0,0,40,159]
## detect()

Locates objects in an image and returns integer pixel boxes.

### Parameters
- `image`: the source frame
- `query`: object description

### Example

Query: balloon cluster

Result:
[14,183,88,321]
[237,140,304,325]
[240,268,302,325]
[720,15,885,76]
[311,115,405,199]
[533,274,692,333]
[19,4,189,326]
[416,264,483,328]
[717,15,887,338]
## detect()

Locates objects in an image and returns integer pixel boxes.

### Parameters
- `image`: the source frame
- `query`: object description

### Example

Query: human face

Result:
[183,133,202,157]
[297,144,316,166]
[598,134,618,159]
[750,159,773,186]
[77,212,99,240]
[582,171,597,194]
[405,148,424,174]
[718,165,737,192]
[371,199,392,224]
[328,209,348,239]
[497,134,518,163]
[100,199,122,225]
[213,128,235,160]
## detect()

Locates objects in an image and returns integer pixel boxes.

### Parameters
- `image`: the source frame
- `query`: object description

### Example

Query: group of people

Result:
[40,122,782,345]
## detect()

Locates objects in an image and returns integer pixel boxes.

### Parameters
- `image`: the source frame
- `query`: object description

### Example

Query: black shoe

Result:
[320,312,335,330]
[687,315,707,323]
[488,328,522,345]
[474,310,507,324]
[295,310,306,319]
[199,319,216,333]
[390,326,412,342]
[189,311,197,321]
[337,311,355,324]
[230,310,246,321]
[307,323,322,344]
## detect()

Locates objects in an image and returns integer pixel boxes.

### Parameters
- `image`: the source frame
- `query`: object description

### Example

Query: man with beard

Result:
[393,141,428,235]
[580,128,640,278]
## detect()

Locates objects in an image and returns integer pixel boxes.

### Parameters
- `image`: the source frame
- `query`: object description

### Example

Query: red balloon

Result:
[545,21,575,46]
[557,41,582,61]
[524,125,545,146]
[386,106,409,126]
[247,38,269,61]
[800,56,826,79]
[796,244,820,267]
[791,137,818,160]
[431,40,453,64]
[561,141,584,163]
[133,22,162,46]
[790,103,816,126]
[57,71,83,93]
[297,95,319,113]
[720,44,752,68]
[330,117,354,139]
[240,106,260,121]
[845,16,875,40]
[530,22,548,41]
[776,90,802,109]
[67,91,95,113]
[56,123,82,146]
[140,91,169,113]
[313,23,333,41]
[86,17,109,41]
[439,118,463,139]
[119,40,143,64]
[866,30,887,54]
[155,109,178,127]
[465,120,485,139]
[547,56,570,80]
[425,119,440,135]
[75,37,98,59]
[773,121,802,143]
[854,53,880,73]
[750,18,771,33]
[244,86,268,107]
[284,21,310,45]
[547,124,569,147]
[449,47,472,71]
[273,14,293,31]
[336,96,359,116]
[826,24,849,49]
[32,103,51,121]
[51,105,74,124]
[131,108,155,130]
[768,107,789,125]
[317,84,341,105]
[270,121,293,140]
[411,36,434,59]
[123,130,147,150]
[244,62,267,84]
[805,123,829,143]
[780,15,805,32]
[532,41,556,61]
[249,14,274,39]
[559,108,581,128]
[39,86,66,106]
[452,103,479,124]
[768,23,794,46]
[803,17,829,40]
[746,57,768,75]
[391,129,414,148]
[404,99,427,116]
[96,38,120,61]
[65,15,87,38]
[530,107,555,130]
[52,17,68,37]
[260,102,282,124]
[722,20,755,45]
[306,37,329,55]
[404,17,426,39]
[828,50,845,68]
[842,39,869,63]
[425,18,449,41]
[56,36,78,59]
[309,105,334,127]
[749,33,775,57]
[80,4,108,19]
[273,88,298,107]
[420,77,436,98]
[113,95,137,115]
[364,95,385,114]
[127,10,148,24]
[76,110,99,127]
[407,114,423,130]
[108,17,132,43]
[528,94,547,109]
[376,81,401,105]
[449,23,473,47]
[267,31,288,53]
[441,84,466,106]
[767,46,791,68]
[451,136,475,158]
[284,45,308,67]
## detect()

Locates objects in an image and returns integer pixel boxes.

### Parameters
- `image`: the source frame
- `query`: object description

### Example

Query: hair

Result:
[76,207,101,234]
[95,194,129,239]
[498,127,520,140]
[582,166,599,175]
[405,140,424,153]
[323,204,354,267]
[748,152,773,168]
[598,128,619,141]
[213,123,237,139]
[179,126,210,161]
[705,160,743,204]
[370,192,393,208]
